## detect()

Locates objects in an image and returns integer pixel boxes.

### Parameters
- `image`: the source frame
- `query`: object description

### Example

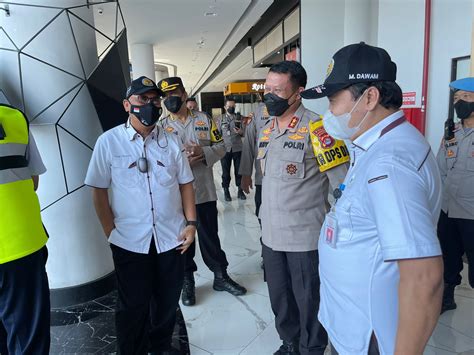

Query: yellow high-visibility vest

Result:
[0,104,47,264]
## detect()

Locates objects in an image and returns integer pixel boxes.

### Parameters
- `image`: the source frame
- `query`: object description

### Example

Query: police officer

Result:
[0,104,50,354]
[158,77,247,307]
[240,98,270,222]
[258,61,349,355]
[216,97,246,201]
[85,76,196,354]
[437,77,474,313]
[302,43,443,354]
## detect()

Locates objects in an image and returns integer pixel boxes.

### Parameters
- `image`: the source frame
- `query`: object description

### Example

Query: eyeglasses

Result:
[134,95,161,107]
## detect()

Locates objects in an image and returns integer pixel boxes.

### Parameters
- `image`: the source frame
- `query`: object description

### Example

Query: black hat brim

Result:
[301,83,351,99]
[128,87,163,98]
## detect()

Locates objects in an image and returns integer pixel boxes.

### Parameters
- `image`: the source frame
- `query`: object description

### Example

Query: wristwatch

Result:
[186,220,198,227]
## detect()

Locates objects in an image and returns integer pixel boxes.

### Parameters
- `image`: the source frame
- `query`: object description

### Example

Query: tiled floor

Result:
[50,168,474,354]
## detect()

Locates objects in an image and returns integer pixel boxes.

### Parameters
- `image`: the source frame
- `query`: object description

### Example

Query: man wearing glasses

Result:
[85,76,197,355]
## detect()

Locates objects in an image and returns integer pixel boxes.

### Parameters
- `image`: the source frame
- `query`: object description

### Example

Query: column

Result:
[0,0,128,306]
[131,43,155,80]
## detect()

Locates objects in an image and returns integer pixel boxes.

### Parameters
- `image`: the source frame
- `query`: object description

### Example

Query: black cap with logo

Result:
[157,77,185,93]
[125,76,162,99]
[301,42,397,99]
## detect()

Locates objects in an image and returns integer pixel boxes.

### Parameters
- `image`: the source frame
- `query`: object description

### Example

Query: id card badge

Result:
[324,211,338,248]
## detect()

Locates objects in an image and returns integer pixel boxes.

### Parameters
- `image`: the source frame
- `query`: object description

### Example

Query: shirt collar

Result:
[124,119,160,141]
[352,110,405,151]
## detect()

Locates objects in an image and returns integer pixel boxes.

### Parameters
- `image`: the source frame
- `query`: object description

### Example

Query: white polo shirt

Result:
[85,122,194,254]
[318,110,442,355]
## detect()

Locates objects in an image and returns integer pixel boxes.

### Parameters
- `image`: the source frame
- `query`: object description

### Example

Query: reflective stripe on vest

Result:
[0,104,47,264]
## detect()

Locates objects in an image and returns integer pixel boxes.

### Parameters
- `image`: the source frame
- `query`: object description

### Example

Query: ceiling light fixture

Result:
[205,12,217,16]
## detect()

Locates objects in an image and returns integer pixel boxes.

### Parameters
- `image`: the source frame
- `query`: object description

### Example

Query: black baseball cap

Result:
[157,77,185,93]
[301,42,397,99]
[125,76,162,99]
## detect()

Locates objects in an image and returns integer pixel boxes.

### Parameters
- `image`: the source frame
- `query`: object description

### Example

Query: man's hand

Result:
[177,226,196,254]
[184,142,203,157]
[233,127,244,136]
[241,175,253,194]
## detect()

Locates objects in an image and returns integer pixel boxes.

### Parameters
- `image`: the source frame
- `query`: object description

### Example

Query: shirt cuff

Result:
[382,242,442,262]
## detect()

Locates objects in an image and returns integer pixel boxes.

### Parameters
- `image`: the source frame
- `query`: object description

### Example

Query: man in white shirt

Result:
[301,42,444,355]
[85,76,196,355]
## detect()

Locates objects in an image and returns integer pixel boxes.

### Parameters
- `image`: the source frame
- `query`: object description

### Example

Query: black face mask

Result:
[164,96,183,114]
[227,107,235,114]
[454,100,474,120]
[130,103,162,127]
[264,92,295,117]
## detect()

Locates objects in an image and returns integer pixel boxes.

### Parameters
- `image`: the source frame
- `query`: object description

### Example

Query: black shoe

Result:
[224,188,232,201]
[181,273,195,306]
[238,188,247,200]
[273,340,300,355]
[213,271,247,296]
[441,283,457,314]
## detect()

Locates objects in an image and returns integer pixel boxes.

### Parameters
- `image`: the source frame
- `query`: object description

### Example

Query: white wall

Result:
[300,0,345,115]
[425,0,472,148]
[377,0,425,108]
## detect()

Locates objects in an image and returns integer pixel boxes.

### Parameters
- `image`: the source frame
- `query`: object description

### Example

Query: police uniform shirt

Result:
[436,124,474,220]
[85,122,194,254]
[216,112,244,153]
[160,109,225,205]
[239,103,269,185]
[318,110,442,355]
[257,103,348,252]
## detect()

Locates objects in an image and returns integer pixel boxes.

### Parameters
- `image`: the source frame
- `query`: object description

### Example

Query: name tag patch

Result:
[324,212,337,248]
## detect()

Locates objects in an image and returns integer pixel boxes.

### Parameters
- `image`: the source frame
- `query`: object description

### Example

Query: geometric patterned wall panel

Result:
[0,1,127,291]
[0,0,130,202]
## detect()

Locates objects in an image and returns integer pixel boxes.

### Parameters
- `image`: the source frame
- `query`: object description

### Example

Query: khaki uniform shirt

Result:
[436,124,474,219]
[257,104,348,252]
[160,110,225,205]
[216,113,244,153]
[239,103,270,185]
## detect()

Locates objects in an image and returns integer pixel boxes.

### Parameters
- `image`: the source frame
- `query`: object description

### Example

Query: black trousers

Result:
[437,210,474,287]
[262,244,328,355]
[185,201,229,274]
[331,334,380,355]
[255,184,262,219]
[220,150,242,188]
[111,241,184,355]
[0,247,50,355]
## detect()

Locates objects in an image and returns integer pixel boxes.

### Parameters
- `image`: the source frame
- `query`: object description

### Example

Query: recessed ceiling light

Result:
[205,12,217,16]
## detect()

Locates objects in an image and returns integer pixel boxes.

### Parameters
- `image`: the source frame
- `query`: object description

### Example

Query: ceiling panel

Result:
[93,0,273,94]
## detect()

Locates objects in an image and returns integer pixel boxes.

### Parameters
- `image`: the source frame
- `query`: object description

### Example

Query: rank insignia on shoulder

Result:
[288,134,304,141]
[166,127,174,133]
[263,128,271,135]
[260,135,270,141]
[368,175,388,184]
[286,164,298,175]
[196,120,206,127]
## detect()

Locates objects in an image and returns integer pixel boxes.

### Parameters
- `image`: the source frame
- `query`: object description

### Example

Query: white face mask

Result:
[322,90,369,140]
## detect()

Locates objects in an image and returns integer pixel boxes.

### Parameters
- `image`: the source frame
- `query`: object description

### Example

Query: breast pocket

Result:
[335,197,354,243]
[111,156,138,188]
[277,149,305,180]
[154,155,178,187]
